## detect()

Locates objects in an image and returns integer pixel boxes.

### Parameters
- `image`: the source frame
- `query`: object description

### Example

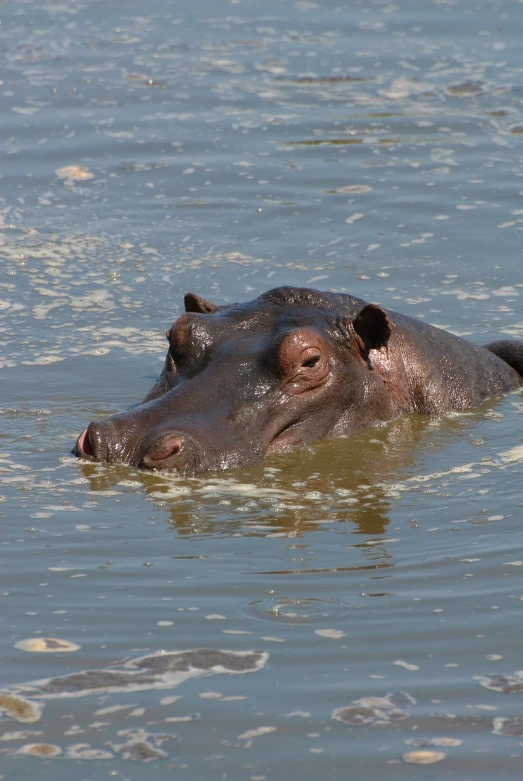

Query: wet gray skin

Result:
[75,286,523,474]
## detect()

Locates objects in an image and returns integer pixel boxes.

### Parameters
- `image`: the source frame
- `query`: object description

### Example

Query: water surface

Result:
[2,0,523,777]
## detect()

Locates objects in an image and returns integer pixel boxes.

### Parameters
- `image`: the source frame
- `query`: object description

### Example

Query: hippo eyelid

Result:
[301,354,320,368]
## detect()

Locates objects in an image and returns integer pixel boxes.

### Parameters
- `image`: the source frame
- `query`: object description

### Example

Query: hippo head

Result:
[75,287,394,473]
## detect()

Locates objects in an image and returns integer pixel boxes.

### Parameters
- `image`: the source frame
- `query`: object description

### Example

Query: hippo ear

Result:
[352,304,391,353]
[184,292,219,314]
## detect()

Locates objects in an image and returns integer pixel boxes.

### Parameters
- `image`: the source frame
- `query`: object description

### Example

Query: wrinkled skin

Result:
[76,286,523,474]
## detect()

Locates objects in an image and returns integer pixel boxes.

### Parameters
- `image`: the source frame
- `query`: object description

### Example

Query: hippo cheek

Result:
[267,422,304,454]
[265,400,337,455]
[265,377,346,455]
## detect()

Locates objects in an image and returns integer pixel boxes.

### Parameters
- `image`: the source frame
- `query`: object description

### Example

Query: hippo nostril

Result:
[141,434,188,470]
[152,436,184,461]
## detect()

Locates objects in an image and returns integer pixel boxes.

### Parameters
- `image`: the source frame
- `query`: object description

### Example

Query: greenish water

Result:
[2,0,523,778]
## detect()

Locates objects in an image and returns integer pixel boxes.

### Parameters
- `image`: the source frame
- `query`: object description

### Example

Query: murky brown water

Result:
[2,0,523,778]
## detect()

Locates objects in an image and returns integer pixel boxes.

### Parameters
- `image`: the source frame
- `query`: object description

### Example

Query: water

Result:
[2,0,523,777]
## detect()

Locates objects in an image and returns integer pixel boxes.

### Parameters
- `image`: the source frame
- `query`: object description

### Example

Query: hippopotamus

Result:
[75,286,523,474]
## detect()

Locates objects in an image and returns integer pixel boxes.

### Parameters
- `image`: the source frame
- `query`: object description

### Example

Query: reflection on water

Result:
[76,403,506,542]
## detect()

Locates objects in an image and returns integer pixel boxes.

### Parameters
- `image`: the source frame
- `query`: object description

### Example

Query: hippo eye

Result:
[277,330,328,388]
[301,354,320,369]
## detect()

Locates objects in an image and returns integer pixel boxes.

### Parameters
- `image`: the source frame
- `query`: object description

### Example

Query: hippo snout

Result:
[76,418,141,467]
[76,417,204,473]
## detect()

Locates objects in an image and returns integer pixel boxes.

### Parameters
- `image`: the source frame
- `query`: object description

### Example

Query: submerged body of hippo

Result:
[76,286,523,474]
